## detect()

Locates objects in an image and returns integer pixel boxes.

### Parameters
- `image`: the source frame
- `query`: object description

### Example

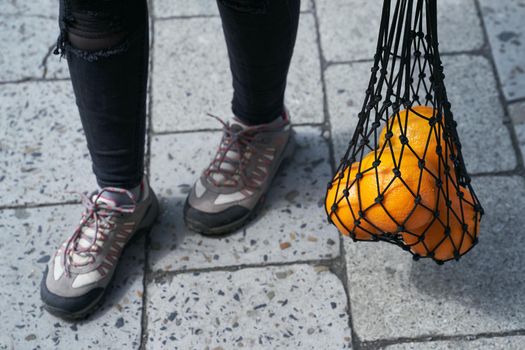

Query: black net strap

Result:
[326,0,484,264]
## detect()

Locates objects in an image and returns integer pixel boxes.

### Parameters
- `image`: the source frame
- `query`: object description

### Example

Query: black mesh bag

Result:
[325,0,484,264]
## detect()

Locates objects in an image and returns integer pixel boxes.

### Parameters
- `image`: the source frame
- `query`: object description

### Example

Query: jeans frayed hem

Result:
[55,0,136,62]
[54,36,130,62]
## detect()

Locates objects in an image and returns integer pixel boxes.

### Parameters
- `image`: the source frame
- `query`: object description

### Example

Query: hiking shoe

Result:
[184,110,295,235]
[40,179,159,319]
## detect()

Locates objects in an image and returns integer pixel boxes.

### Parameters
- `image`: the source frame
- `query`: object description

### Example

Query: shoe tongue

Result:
[209,121,245,185]
[70,192,122,265]
[210,150,241,186]
[209,115,283,186]
[92,189,137,207]
[71,222,105,265]
[71,216,101,265]
[93,194,118,207]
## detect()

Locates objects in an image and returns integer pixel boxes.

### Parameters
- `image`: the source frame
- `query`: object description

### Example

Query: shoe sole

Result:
[185,132,297,236]
[42,190,160,320]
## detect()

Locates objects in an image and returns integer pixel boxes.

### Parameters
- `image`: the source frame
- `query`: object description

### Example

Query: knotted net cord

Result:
[326,0,484,264]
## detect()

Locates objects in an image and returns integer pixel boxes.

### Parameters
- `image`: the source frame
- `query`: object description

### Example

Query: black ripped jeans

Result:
[57,0,300,189]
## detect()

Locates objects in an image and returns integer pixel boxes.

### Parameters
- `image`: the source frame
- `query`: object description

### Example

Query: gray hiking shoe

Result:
[184,110,295,235]
[40,179,159,319]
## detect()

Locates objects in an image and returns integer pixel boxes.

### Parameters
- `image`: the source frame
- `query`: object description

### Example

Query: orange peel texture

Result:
[326,106,480,260]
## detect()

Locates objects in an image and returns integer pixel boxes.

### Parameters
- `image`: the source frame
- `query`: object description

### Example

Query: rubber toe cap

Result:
[40,266,104,318]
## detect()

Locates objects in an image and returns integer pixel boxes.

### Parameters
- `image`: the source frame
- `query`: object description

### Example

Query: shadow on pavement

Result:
[410,176,525,322]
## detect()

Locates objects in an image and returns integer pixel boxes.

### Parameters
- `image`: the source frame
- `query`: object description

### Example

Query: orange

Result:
[326,150,437,238]
[326,105,480,260]
[402,181,480,261]
[378,105,450,166]
[326,152,378,240]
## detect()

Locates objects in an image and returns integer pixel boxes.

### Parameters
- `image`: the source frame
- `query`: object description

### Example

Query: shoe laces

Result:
[63,188,137,276]
[204,114,286,189]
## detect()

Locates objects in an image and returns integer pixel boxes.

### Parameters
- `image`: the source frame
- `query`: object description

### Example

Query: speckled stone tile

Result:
[0,16,58,81]
[0,0,57,17]
[0,205,145,350]
[146,264,351,349]
[509,101,525,164]
[151,14,323,132]
[148,126,338,272]
[343,175,525,341]
[324,54,516,174]
[0,81,96,206]
[316,0,484,62]
[153,0,311,18]
[478,0,525,100]
[384,336,525,350]
[285,14,324,125]
[513,128,525,166]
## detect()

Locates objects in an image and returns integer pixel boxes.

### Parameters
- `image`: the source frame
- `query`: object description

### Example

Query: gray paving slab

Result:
[383,336,525,350]
[316,0,484,63]
[0,81,96,206]
[0,15,57,82]
[148,126,339,272]
[0,205,145,350]
[146,264,351,349]
[0,0,56,17]
[151,13,323,133]
[325,54,516,174]
[153,0,311,18]
[285,14,324,125]
[508,101,525,164]
[510,101,525,125]
[343,175,525,341]
[478,0,525,100]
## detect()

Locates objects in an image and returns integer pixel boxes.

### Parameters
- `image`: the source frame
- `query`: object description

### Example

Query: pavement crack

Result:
[41,43,56,79]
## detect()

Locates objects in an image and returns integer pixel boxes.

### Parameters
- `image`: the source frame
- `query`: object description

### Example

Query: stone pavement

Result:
[1,0,524,349]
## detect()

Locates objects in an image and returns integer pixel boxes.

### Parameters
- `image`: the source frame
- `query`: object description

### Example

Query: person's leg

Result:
[41,0,159,319]
[218,0,300,125]
[184,0,300,234]
[58,0,149,190]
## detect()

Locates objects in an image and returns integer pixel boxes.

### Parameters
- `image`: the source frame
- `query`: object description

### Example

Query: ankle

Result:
[234,109,288,127]
[98,181,143,206]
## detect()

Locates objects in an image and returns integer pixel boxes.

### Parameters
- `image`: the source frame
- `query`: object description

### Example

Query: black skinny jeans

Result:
[57,0,300,189]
